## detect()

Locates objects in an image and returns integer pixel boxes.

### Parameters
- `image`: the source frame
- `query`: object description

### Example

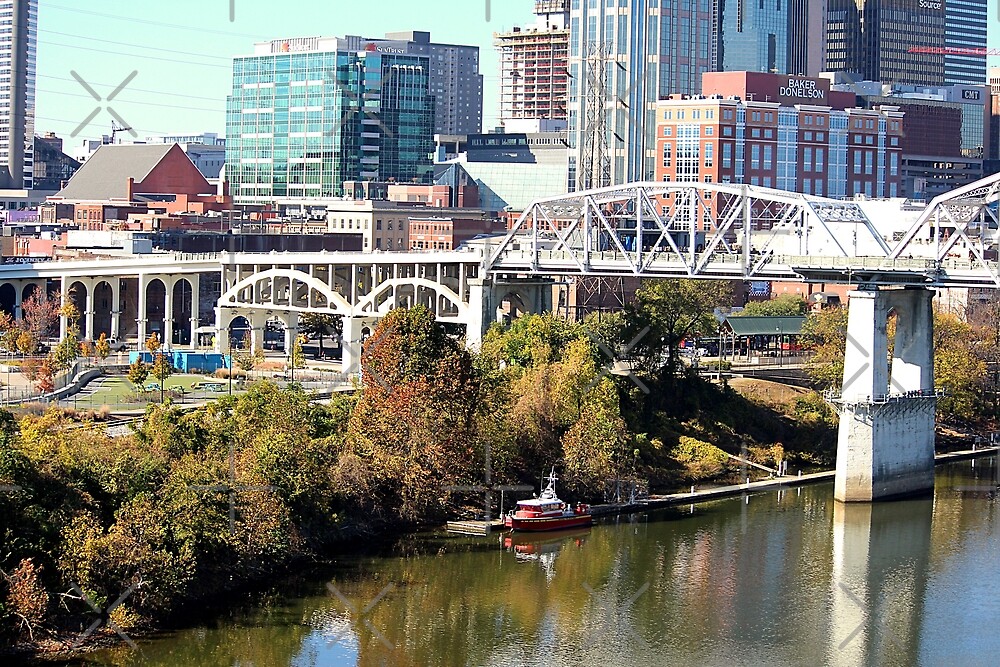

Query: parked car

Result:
[107,337,129,352]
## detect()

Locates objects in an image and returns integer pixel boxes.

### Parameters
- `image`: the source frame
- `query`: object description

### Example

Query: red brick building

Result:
[408,216,502,250]
[43,144,232,228]
[656,72,904,200]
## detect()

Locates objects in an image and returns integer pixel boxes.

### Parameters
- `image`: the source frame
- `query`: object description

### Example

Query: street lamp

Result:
[775,326,783,367]
[228,327,233,397]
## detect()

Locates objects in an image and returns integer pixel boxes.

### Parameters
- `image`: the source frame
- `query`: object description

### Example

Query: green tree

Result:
[51,333,79,371]
[561,378,630,496]
[151,353,173,403]
[738,294,808,317]
[234,333,263,373]
[299,313,341,359]
[290,334,306,370]
[127,358,150,393]
[625,279,733,384]
[801,306,849,388]
[934,312,986,422]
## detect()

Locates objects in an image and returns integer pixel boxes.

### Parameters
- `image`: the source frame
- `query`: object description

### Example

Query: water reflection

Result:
[56,462,1000,667]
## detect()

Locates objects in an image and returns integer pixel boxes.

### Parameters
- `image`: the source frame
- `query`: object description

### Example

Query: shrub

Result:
[671,436,730,479]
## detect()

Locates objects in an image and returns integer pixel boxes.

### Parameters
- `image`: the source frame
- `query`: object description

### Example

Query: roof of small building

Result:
[721,316,806,336]
[55,144,178,200]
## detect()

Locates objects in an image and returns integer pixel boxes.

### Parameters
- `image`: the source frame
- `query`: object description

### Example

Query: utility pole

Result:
[578,42,612,192]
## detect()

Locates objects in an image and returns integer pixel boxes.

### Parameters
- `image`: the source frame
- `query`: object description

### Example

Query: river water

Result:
[52,459,1000,667]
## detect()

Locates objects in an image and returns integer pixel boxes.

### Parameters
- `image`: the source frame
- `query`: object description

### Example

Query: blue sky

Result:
[36,0,530,145]
[35,0,1000,148]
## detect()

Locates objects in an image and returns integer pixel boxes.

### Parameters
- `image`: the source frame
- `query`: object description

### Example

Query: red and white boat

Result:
[504,469,593,532]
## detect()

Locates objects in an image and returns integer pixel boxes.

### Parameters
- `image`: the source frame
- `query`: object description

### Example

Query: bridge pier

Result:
[833,288,937,502]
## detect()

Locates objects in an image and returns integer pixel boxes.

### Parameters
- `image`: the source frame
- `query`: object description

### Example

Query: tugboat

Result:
[504,468,593,532]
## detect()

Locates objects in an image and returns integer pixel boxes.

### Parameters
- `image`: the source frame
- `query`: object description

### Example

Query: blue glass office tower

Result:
[227,38,435,203]
[944,0,987,86]
[719,0,789,75]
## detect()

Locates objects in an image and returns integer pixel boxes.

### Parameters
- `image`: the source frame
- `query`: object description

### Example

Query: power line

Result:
[37,40,231,69]
[36,73,228,103]
[44,2,265,40]
[36,88,225,114]
[38,28,233,61]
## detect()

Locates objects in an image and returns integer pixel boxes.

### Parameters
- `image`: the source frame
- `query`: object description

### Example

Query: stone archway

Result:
[145,279,166,342]
[67,280,88,339]
[93,281,115,339]
[0,284,15,319]
[171,279,194,346]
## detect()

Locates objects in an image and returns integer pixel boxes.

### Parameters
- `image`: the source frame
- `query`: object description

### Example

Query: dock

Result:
[443,447,998,535]
[445,519,505,536]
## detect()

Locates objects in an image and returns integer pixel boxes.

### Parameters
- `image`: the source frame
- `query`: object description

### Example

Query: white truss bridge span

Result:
[487,173,1000,289]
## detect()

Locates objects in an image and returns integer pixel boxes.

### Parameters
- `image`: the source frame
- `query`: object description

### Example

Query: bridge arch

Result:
[354,277,467,320]
[221,269,353,315]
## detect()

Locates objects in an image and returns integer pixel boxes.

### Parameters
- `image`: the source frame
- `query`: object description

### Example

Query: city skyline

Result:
[34,0,525,144]
[29,0,1000,148]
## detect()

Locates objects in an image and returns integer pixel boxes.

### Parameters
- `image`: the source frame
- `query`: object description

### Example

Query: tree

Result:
[290,334,306,370]
[234,333,263,373]
[94,333,111,366]
[145,332,161,355]
[738,294,808,317]
[51,333,79,371]
[34,356,54,394]
[15,331,36,356]
[127,358,150,393]
[21,290,60,341]
[625,279,733,384]
[152,353,174,403]
[299,313,341,359]
[801,306,849,388]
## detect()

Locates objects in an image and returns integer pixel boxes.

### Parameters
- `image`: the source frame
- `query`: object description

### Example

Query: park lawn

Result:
[81,374,214,406]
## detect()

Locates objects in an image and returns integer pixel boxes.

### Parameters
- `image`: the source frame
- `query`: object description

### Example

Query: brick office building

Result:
[656,72,904,200]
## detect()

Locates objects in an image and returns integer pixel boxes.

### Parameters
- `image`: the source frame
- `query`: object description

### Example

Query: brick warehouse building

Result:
[655,72,904,200]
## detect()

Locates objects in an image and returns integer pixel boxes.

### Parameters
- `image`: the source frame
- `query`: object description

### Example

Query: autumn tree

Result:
[145,332,162,355]
[346,306,478,522]
[127,358,150,393]
[299,313,341,359]
[94,333,111,366]
[802,306,849,389]
[34,357,54,394]
[561,378,631,496]
[51,333,79,371]
[21,290,60,341]
[290,334,306,369]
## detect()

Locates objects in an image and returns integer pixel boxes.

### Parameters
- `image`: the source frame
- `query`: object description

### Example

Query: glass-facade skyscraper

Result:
[226,37,435,203]
[0,0,36,190]
[718,0,789,75]
[944,0,987,86]
[826,0,947,87]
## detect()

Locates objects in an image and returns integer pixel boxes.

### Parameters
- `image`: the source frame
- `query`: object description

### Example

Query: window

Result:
[662,142,672,167]
[705,126,714,136]
[704,143,714,167]
[663,127,673,136]
[804,146,813,172]
[865,151,873,175]
[763,145,773,169]
[853,150,861,174]
[751,144,761,169]
[722,143,732,168]
[816,148,824,172]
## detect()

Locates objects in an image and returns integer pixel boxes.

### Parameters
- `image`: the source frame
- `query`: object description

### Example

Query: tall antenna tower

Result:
[578,42,612,192]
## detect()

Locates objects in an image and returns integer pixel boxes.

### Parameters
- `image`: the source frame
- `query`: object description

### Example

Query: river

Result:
[49,458,1000,667]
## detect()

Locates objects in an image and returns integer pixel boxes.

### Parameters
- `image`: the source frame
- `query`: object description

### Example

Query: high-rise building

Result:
[0,0,36,190]
[226,37,435,203]
[568,0,718,188]
[495,0,570,124]
[944,0,987,86]
[338,31,482,135]
[787,0,828,77]
[718,0,790,75]
[825,0,947,87]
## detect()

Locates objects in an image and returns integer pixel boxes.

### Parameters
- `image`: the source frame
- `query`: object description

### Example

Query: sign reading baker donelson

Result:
[780,77,826,102]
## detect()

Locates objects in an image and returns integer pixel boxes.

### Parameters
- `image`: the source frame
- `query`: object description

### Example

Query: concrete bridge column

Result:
[465,278,494,351]
[109,279,121,339]
[58,278,68,340]
[163,277,174,348]
[84,280,95,341]
[342,315,364,374]
[13,282,22,320]
[283,312,299,357]
[213,306,224,353]
[189,276,201,349]
[137,273,147,346]
[834,288,937,502]
[249,311,266,355]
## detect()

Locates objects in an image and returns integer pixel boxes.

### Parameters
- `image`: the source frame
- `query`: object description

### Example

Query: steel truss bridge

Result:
[487,172,1000,289]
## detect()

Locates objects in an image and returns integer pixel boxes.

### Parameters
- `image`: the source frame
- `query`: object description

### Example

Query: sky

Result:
[34,0,1000,148]
[35,0,533,145]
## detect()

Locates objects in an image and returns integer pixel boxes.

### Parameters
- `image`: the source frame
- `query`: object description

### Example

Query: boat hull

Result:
[504,514,593,532]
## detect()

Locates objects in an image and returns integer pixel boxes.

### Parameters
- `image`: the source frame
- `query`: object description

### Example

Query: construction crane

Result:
[103,120,133,145]
[908,47,1000,57]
